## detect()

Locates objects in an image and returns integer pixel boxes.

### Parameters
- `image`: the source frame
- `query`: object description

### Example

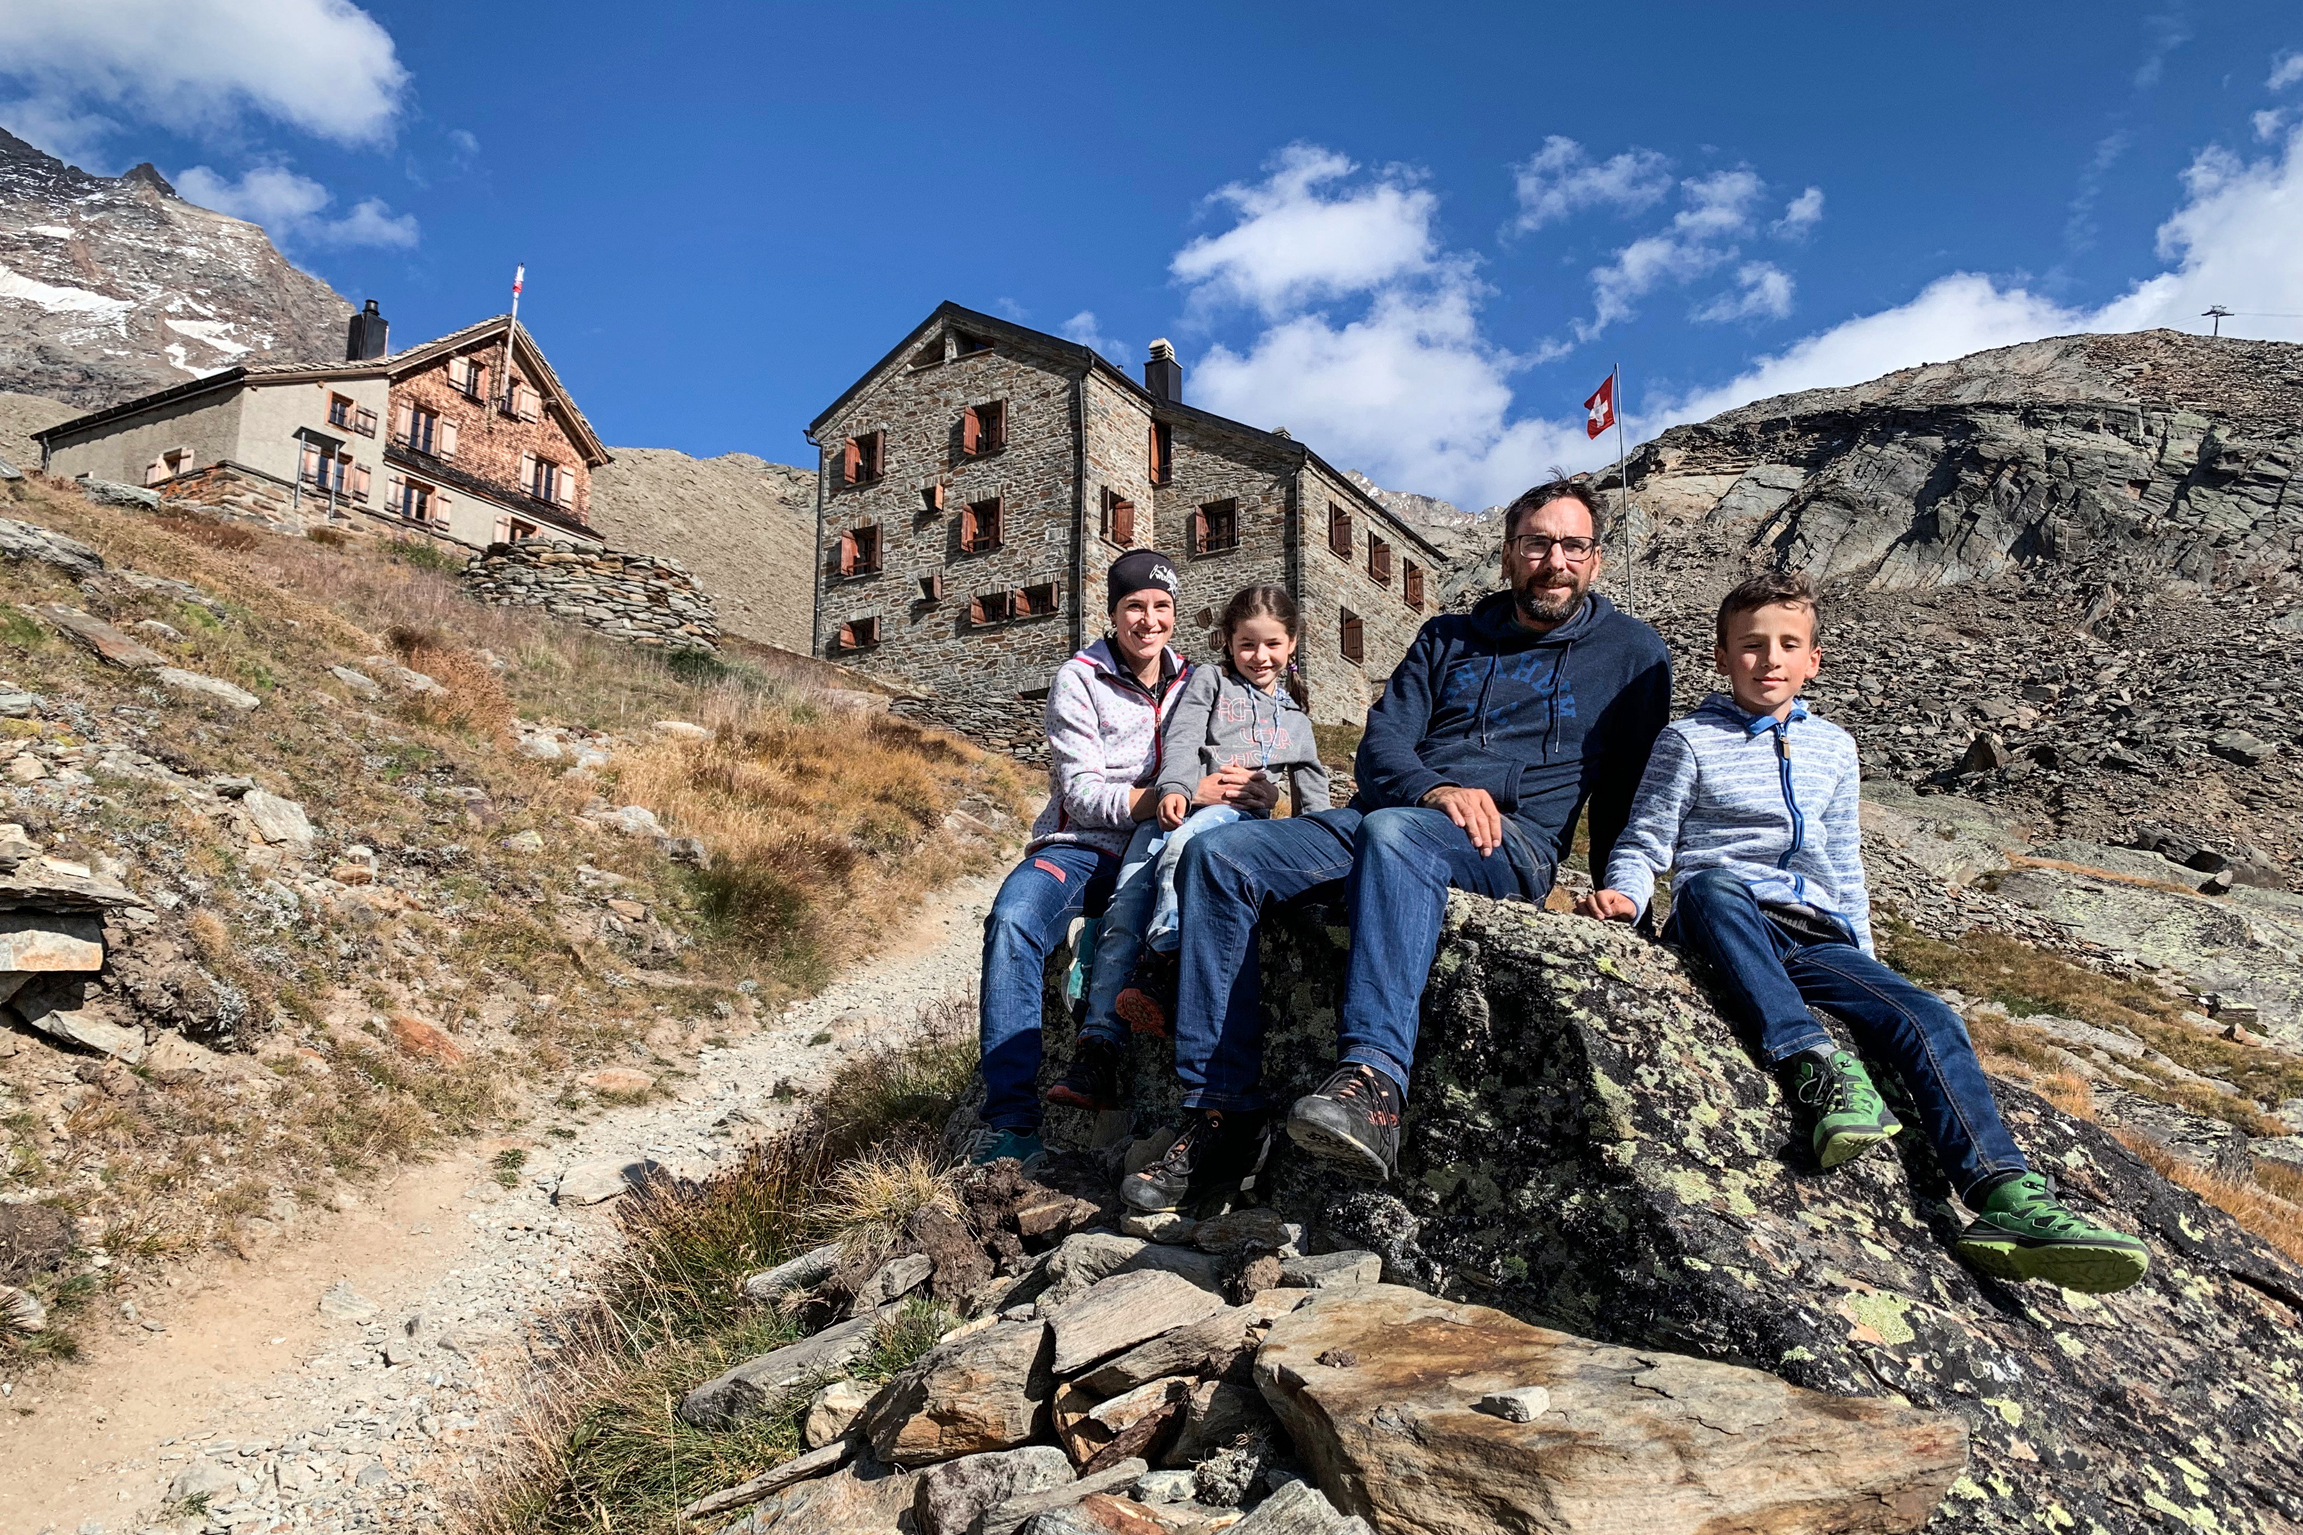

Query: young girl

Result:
[1046,584,1328,1112]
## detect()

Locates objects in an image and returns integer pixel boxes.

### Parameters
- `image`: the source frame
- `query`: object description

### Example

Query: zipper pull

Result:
[1776,726,1791,759]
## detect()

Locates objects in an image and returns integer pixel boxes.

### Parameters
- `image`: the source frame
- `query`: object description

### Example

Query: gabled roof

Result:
[807,301,1449,567]
[35,314,610,467]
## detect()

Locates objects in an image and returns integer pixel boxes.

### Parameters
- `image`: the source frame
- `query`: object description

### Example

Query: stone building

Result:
[808,303,1450,738]
[34,302,610,550]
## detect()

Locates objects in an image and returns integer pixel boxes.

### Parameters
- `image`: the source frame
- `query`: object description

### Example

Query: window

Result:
[912,339,946,369]
[921,483,945,515]
[836,616,881,650]
[328,393,354,429]
[960,497,1002,554]
[1149,422,1173,485]
[1101,488,1136,547]
[1191,498,1238,556]
[396,403,438,454]
[969,590,1014,626]
[1016,582,1058,618]
[1403,560,1424,611]
[956,331,993,355]
[832,524,881,578]
[841,431,885,485]
[298,442,351,494]
[494,514,540,542]
[919,573,945,602]
[1327,504,1352,558]
[1340,609,1365,664]
[455,358,486,400]
[961,400,1007,457]
[388,475,444,524]
[521,452,570,507]
[1367,533,1392,586]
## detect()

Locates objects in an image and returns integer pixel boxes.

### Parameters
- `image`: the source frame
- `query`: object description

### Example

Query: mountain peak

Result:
[120,162,177,198]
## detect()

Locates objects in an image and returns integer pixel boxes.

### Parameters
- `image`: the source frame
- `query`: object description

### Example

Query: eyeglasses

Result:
[1505,534,1599,562]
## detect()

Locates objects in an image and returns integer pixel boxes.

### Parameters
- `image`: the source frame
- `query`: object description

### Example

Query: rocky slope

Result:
[585,448,816,652]
[0,390,73,471]
[0,132,352,409]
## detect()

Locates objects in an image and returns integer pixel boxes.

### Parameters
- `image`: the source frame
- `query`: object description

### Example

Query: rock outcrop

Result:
[585,448,815,652]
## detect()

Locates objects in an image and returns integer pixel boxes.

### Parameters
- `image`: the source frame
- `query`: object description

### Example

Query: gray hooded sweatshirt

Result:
[1153,662,1331,817]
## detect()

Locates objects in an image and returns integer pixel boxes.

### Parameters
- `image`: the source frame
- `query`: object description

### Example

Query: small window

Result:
[1327,504,1352,559]
[328,393,354,428]
[1101,489,1136,547]
[956,331,993,355]
[1192,498,1238,556]
[1403,560,1424,611]
[1367,534,1391,585]
[508,517,538,540]
[503,381,540,422]
[530,457,564,505]
[836,616,881,650]
[921,483,945,515]
[1016,581,1058,618]
[832,524,881,577]
[962,401,1007,457]
[395,477,437,523]
[969,590,1014,626]
[961,497,1003,554]
[1149,423,1173,485]
[401,405,438,454]
[456,358,487,399]
[1340,609,1364,664]
[841,430,885,486]
[919,573,945,602]
[912,340,945,369]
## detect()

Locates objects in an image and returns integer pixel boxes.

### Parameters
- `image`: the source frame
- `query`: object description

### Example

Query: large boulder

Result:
[1031,894,2303,1534]
[863,1319,1057,1465]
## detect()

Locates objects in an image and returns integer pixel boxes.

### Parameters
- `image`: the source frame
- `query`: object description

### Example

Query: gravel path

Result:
[20,868,1002,1535]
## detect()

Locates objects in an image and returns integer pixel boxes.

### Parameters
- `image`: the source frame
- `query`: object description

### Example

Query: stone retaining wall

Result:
[459,539,720,652]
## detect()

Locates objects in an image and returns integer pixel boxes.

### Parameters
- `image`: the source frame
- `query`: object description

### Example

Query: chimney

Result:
[1144,338,1182,404]
[346,299,389,362]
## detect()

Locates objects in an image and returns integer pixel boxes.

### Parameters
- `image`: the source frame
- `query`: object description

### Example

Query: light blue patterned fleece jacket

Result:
[1603,692,1874,953]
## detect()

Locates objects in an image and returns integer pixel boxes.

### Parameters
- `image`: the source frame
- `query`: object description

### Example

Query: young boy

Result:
[1580,570,2149,1294]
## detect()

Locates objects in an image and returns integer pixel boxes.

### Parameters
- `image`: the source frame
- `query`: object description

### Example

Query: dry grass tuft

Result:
[2116,1131,2303,1266]
[803,1143,956,1256]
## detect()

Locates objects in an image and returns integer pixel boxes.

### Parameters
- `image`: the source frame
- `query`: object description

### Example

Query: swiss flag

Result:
[1583,373,1616,440]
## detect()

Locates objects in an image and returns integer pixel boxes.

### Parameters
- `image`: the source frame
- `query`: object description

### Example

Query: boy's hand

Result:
[1422,784,1502,855]
[1576,888,1639,922]
[1158,792,1188,830]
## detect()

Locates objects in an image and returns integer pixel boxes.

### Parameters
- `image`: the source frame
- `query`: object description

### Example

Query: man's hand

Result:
[1158,792,1189,830]
[1422,784,1503,855]
[1576,888,1639,922]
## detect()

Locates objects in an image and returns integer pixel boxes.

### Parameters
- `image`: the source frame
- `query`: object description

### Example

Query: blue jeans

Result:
[1664,867,2028,1199]
[979,843,1120,1132]
[1172,807,1553,1110]
[1076,806,1247,1049]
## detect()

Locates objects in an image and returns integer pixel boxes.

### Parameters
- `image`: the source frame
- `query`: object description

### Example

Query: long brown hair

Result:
[1219,584,1308,711]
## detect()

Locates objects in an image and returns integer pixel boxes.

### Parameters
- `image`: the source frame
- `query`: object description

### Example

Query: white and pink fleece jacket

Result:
[1026,638,1191,858]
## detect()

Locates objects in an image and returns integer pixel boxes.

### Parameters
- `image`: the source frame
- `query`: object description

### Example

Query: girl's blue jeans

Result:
[1077,806,1244,1048]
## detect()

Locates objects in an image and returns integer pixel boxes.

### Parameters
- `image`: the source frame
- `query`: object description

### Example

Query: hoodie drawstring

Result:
[1476,654,1499,748]
[1543,640,1573,759]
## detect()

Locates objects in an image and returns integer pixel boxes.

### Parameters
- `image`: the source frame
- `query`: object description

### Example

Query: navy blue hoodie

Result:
[1351,589,1673,890]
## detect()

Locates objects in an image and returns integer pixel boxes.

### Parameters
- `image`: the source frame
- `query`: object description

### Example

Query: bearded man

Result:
[1121,477,1674,1211]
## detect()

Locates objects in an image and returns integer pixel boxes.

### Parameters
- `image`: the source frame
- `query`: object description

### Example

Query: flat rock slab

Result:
[153,666,259,709]
[236,789,314,852]
[713,1453,917,1535]
[0,517,102,578]
[1257,1283,1967,1535]
[864,1319,1055,1464]
[1076,1290,1308,1397]
[1046,1269,1228,1378]
[681,1310,884,1429]
[912,1444,1073,1535]
[743,1241,842,1303]
[31,603,167,668]
[1038,1232,1225,1310]
[0,911,103,971]
[0,857,139,910]
[979,1458,1146,1535]
[1228,1479,1374,1535]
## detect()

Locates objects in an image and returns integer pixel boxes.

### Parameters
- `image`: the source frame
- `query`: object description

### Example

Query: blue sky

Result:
[4,1,2302,507]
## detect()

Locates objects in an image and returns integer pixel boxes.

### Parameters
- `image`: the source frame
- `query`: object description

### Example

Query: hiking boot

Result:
[1043,1034,1127,1112]
[1114,952,1178,1039]
[965,1125,1047,1175]
[1955,1170,2150,1294]
[1285,1063,1403,1182]
[1783,1047,1902,1169]
[1120,1107,1270,1213]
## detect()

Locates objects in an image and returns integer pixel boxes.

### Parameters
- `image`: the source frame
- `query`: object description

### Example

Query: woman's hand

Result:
[1192,766,1253,808]
[1159,793,1189,830]
[1575,888,1639,922]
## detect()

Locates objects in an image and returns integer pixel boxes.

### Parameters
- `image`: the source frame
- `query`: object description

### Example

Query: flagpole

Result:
[499,263,524,415]
[1613,362,1632,610]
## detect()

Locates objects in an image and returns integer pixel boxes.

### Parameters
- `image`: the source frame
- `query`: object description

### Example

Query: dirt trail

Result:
[0,867,1004,1535]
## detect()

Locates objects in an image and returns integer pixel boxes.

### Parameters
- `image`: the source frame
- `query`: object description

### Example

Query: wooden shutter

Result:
[841,438,861,485]
[922,483,944,514]
[520,451,537,495]
[438,419,458,457]
[1329,505,1350,557]
[1112,497,1135,546]
[960,503,978,553]
[1341,610,1364,663]
[391,402,413,441]
[353,464,371,500]
[385,474,402,511]
[1192,506,1207,555]
[969,593,986,625]
[962,407,981,456]
[521,385,540,421]
[837,621,856,650]
[1369,536,1390,583]
[921,573,944,601]
[557,468,574,508]
[434,489,453,525]
[837,531,858,576]
[1405,561,1423,609]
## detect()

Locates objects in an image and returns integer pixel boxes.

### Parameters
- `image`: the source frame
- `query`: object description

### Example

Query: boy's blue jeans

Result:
[978,842,1119,1132]
[1172,806,1552,1111]
[1076,807,1244,1049]
[1664,868,2028,1199]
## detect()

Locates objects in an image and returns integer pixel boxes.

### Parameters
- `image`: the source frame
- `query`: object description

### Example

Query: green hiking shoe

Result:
[1955,1171,2150,1294]
[965,1126,1047,1175]
[1784,1048,1903,1169]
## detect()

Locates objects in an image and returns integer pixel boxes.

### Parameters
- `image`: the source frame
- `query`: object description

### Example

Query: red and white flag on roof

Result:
[511,263,525,298]
[1583,372,1616,440]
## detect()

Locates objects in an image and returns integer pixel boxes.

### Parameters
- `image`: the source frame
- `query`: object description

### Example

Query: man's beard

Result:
[1515,572,1589,625]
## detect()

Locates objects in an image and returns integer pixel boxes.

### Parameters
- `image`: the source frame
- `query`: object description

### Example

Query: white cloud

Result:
[1692,262,1796,323]
[1171,145,1438,318]
[1059,310,1129,364]
[1582,169,1768,337]
[2256,109,2289,141]
[176,164,417,250]
[2272,50,2303,90]
[1772,186,1825,238]
[1509,137,1673,231]
[0,0,406,166]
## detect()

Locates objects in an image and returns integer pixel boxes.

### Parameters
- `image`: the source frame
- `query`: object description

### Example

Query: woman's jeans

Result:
[978,843,1119,1132]
[1664,867,2028,1199]
[1075,806,1245,1049]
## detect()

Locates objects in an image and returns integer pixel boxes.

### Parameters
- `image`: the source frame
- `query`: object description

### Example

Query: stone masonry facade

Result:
[459,540,720,652]
[812,303,1450,759]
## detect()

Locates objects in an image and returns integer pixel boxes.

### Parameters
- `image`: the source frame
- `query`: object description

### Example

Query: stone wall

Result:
[1156,412,1294,673]
[1296,458,1441,724]
[459,539,719,651]
[392,345,597,528]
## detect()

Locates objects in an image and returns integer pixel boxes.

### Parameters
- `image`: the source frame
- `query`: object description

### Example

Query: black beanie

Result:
[1106,549,1180,613]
